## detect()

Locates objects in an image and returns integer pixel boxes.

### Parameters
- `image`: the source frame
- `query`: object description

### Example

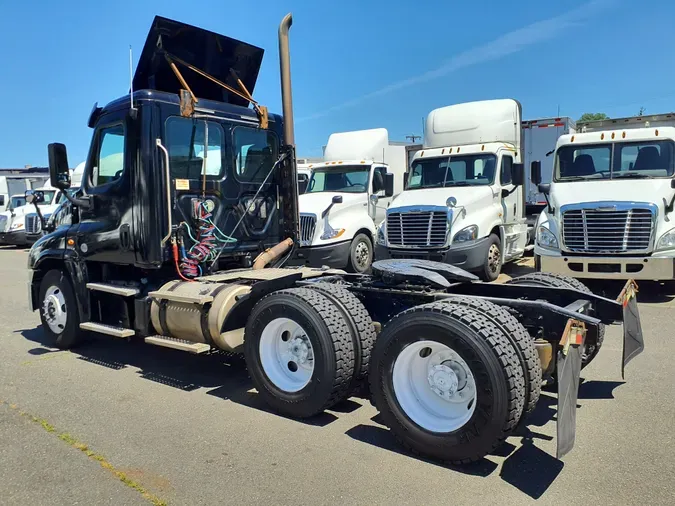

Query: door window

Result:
[372,166,387,194]
[92,125,125,186]
[500,155,513,185]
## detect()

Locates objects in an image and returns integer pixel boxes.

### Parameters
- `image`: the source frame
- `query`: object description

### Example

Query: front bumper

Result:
[375,237,490,272]
[290,240,351,269]
[0,230,29,246]
[539,253,675,280]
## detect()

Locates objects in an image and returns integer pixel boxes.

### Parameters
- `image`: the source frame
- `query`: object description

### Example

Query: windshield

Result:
[555,140,675,181]
[41,190,57,204]
[10,196,26,209]
[407,154,497,189]
[306,165,370,194]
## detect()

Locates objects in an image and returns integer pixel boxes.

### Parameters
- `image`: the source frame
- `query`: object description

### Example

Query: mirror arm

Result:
[321,203,334,219]
[665,194,675,215]
[31,202,49,232]
[61,192,91,210]
[544,193,554,214]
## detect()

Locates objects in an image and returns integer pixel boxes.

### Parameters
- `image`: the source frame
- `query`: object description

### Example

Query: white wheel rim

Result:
[42,285,67,334]
[259,317,314,392]
[393,340,477,433]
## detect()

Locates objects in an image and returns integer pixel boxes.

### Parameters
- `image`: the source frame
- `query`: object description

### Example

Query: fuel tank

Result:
[150,280,251,352]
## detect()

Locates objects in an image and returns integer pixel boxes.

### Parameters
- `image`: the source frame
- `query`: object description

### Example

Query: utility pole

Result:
[406,134,421,143]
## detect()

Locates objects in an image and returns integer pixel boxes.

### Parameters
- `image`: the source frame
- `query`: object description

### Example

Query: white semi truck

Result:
[376,99,534,281]
[294,128,407,272]
[534,112,675,280]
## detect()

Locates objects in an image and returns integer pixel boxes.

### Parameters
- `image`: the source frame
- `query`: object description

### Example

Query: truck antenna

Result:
[129,45,134,110]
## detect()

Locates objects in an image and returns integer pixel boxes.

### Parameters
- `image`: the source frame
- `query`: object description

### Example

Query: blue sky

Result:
[1,0,674,167]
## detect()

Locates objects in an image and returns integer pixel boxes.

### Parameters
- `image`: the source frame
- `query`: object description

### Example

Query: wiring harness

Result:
[177,201,236,279]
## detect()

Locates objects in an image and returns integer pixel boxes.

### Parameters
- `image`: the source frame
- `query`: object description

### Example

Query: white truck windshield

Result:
[407,154,497,189]
[306,165,369,193]
[556,140,675,180]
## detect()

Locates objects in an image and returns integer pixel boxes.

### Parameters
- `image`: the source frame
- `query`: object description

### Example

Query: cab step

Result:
[148,291,213,305]
[80,322,135,338]
[144,336,211,354]
[86,283,139,297]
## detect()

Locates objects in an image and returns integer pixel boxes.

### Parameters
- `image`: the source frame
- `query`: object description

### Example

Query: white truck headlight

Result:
[9,221,24,231]
[657,228,675,250]
[377,223,386,245]
[537,226,558,249]
[320,224,345,240]
[453,225,478,243]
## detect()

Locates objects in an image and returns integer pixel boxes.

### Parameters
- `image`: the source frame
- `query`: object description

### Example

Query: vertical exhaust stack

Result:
[278,13,295,146]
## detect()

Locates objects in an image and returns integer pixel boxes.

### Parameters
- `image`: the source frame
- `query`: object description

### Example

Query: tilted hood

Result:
[133,16,264,106]
[390,186,494,211]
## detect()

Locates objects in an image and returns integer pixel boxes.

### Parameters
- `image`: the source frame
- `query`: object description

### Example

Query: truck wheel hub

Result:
[289,337,311,364]
[42,286,67,333]
[428,364,459,398]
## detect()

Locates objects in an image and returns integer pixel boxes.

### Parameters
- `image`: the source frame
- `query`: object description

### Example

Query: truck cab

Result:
[534,125,675,280]
[376,99,528,280]
[294,128,401,272]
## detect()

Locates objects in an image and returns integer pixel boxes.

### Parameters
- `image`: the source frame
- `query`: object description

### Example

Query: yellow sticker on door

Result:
[175,179,190,190]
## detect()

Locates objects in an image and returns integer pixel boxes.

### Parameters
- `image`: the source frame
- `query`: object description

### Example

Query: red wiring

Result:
[172,240,192,282]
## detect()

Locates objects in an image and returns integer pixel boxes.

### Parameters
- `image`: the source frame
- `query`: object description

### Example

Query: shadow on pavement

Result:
[18,325,620,499]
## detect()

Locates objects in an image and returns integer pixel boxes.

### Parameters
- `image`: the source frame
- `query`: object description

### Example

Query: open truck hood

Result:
[133,16,264,107]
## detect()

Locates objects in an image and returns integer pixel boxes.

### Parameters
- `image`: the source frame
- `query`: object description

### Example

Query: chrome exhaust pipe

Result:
[278,13,295,146]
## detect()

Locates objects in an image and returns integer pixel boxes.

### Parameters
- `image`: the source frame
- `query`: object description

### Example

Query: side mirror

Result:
[322,195,343,219]
[48,143,71,190]
[403,172,409,188]
[25,190,45,205]
[332,195,343,204]
[369,194,379,206]
[531,160,542,185]
[384,173,394,197]
[538,183,551,195]
[671,179,675,189]
[511,162,525,187]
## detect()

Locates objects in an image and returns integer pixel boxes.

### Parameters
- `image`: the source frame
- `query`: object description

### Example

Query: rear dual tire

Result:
[369,302,526,464]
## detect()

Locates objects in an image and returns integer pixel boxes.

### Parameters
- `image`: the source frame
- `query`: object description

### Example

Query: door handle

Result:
[120,224,131,251]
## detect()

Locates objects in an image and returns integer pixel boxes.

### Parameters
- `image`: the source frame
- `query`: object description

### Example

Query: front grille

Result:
[299,214,316,246]
[562,207,654,253]
[387,210,448,247]
[25,214,41,235]
[0,215,6,233]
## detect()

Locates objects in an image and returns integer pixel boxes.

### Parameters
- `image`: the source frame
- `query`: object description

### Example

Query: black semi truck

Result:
[25,14,644,464]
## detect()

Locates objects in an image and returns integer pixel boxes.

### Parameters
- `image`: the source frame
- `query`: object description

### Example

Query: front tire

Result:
[244,288,355,418]
[38,269,83,349]
[478,234,502,282]
[348,233,373,273]
[370,302,525,464]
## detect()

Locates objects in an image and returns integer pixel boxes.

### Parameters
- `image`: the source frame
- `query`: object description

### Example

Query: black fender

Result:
[28,230,91,323]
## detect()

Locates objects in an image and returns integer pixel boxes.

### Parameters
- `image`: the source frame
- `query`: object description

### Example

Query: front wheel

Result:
[348,233,373,273]
[38,269,83,349]
[478,234,502,282]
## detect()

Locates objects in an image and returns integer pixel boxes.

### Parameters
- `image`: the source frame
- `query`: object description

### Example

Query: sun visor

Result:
[133,16,264,107]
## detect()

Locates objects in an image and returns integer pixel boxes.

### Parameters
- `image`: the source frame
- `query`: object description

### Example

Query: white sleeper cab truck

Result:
[295,128,405,272]
[533,120,675,280]
[376,99,528,281]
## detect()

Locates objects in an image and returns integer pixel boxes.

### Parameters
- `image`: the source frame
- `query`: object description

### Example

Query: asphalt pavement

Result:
[0,246,673,505]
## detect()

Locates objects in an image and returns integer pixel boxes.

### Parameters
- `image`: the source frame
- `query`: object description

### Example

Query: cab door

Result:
[72,110,136,264]
[368,165,390,223]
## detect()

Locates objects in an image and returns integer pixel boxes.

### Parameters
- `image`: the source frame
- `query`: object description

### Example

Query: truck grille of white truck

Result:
[0,215,6,233]
[25,214,41,235]
[299,214,316,246]
[387,210,448,247]
[562,207,654,253]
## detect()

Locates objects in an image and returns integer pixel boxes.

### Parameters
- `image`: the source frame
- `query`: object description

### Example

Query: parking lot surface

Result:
[0,247,673,505]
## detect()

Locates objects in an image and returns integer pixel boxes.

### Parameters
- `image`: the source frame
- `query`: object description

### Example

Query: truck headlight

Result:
[537,226,558,249]
[320,225,345,240]
[9,221,24,231]
[453,225,478,243]
[656,227,675,250]
[377,223,386,245]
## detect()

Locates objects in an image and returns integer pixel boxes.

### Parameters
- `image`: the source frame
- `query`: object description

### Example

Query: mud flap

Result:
[617,280,644,379]
[556,319,584,460]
